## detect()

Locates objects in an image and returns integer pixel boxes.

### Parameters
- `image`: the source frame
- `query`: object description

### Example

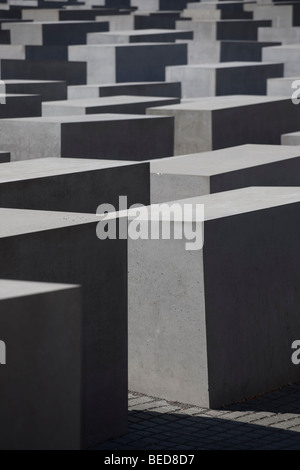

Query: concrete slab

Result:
[0,113,174,161]
[87,28,194,44]
[2,20,109,45]
[267,76,299,96]
[249,3,300,27]
[0,157,150,212]
[0,280,82,450]
[0,207,128,448]
[166,62,283,97]
[68,81,182,99]
[282,130,300,145]
[2,79,67,101]
[21,7,127,21]
[42,95,180,116]
[0,93,41,118]
[259,26,300,45]
[0,151,10,163]
[263,44,300,76]
[128,186,300,407]
[150,144,300,202]
[68,42,187,84]
[176,19,272,41]
[134,11,182,30]
[0,59,87,85]
[147,95,300,154]
[187,40,281,64]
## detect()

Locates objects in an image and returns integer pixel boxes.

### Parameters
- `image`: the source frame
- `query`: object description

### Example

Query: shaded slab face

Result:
[0,113,174,161]
[0,208,128,449]
[0,280,82,450]
[128,187,300,408]
[0,157,150,212]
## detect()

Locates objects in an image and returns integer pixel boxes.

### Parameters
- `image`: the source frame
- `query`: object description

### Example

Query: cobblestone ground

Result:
[94,383,300,450]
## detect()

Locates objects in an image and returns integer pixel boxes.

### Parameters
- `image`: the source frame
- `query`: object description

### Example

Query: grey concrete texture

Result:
[147,95,300,154]
[259,26,300,45]
[42,95,180,116]
[0,208,128,449]
[68,81,182,99]
[187,40,281,64]
[176,19,272,41]
[247,2,300,27]
[282,130,300,145]
[134,11,183,30]
[21,7,129,21]
[2,20,110,45]
[166,62,283,98]
[263,44,300,76]
[128,187,300,408]
[150,144,300,203]
[0,157,150,212]
[68,42,188,84]
[267,76,300,96]
[0,113,174,161]
[0,280,82,450]
[87,28,194,45]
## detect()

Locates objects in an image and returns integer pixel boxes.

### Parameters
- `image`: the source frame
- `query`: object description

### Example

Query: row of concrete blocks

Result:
[0,94,299,160]
[2,143,300,448]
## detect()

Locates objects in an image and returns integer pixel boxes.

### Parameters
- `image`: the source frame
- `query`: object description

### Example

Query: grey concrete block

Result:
[176,19,272,41]
[250,3,300,27]
[267,76,299,96]
[0,157,150,212]
[3,79,67,101]
[263,44,300,76]
[87,29,194,45]
[0,113,174,161]
[42,95,180,116]
[147,95,300,154]
[0,280,82,450]
[281,130,300,145]
[0,208,128,448]
[187,40,281,64]
[259,26,300,45]
[69,43,187,84]
[0,59,87,85]
[150,144,300,203]
[95,13,135,31]
[132,0,191,11]
[134,11,182,30]
[166,62,283,98]
[68,81,182,99]
[128,187,300,407]
[0,93,41,118]
[2,20,109,45]
[21,7,126,21]
[182,1,253,20]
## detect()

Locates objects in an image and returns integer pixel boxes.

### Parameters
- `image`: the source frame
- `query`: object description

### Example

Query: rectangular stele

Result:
[128,187,300,407]
[0,280,82,450]
[0,208,128,448]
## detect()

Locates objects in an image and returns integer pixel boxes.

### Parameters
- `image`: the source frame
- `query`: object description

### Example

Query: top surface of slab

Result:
[0,279,78,301]
[127,187,300,223]
[171,61,281,69]
[0,157,137,182]
[0,208,101,238]
[148,95,289,111]
[0,113,170,124]
[96,29,190,35]
[44,95,178,107]
[150,144,300,176]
